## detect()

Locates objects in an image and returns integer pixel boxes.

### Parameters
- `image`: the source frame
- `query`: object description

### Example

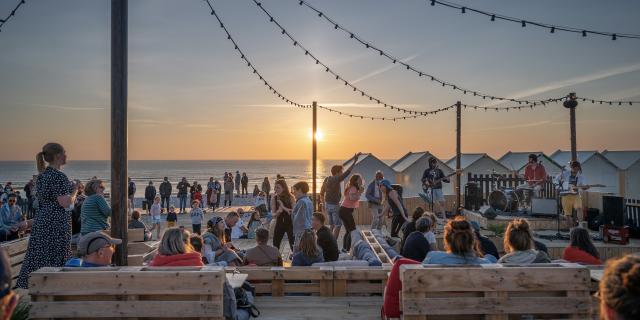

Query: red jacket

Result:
[562,246,602,265]
[150,252,205,267]
[382,258,421,318]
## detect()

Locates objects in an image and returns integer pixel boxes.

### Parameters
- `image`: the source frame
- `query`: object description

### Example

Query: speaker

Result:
[603,195,626,227]
[586,208,602,231]
[531,198,557,217]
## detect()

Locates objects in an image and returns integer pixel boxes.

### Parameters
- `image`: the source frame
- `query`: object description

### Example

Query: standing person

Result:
[338,174,365,252]
[312,212,339,262]
[206,177,215,209]
[80,179,112,235]
[262,177,271,210]
[23,178,35,219]
[380,179,408,238]
[190,200,204,234]
[235,171,241,198]
[556,161,590,224]
[166,206,178,228]
[252,185,260,197]
[159,177,172,211]
[127,177,136,212]
[271,179,295,252]
[189,181,202,203]
[212,178,222,209]
[291,181,313,250]
[366,171,385,230]
[562,227,602,265]
[319,153,359,240]
[176,177,189,213]
[17,143,79,289]
[148,196,162,240]
[71,181,86,236]
[241,173,249,197]
[421,157,451,221]
[144,181,156,214]
[598,254,640,320]
[223,176,234,206]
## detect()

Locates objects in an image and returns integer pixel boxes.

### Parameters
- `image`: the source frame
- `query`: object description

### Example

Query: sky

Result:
[0,0,639,161]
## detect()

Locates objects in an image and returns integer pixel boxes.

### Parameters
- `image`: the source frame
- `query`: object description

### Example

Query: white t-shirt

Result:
[230,219,246,239]
[424,231,436,245]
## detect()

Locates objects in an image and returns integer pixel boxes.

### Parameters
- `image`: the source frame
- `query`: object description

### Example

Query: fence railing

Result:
[467,173,557,203]
[626,197,640,229]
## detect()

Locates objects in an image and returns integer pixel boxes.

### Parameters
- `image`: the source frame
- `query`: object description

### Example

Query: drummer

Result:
[520,154,547,197]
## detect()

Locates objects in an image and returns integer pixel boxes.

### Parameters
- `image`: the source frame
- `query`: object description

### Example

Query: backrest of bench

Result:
[29,266,225,319]
[400,264,592,319]
[333,266,390,296]
[230,267,333,297]
[0,236,29,287]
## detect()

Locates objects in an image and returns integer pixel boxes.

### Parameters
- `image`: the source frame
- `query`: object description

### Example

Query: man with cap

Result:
[470,221,500,260]
[65,231,121,267]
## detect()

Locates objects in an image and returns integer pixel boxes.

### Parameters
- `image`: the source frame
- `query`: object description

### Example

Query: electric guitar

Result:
[422,170,460,190]
[559,184,606,196]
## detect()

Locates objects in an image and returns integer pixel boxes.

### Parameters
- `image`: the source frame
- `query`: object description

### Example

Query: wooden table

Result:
[213,206,254,215]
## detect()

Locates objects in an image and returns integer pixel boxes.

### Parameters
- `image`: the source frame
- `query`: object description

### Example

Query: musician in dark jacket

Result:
[421,157,450,219]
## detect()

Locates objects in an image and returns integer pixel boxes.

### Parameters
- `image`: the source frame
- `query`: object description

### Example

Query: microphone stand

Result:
[538,167,568,241]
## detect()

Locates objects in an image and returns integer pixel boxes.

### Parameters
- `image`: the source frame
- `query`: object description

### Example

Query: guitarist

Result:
[421,157,450,220]
[556,161,590,223]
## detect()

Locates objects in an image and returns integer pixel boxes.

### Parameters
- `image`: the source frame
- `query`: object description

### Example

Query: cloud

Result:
[17,103,105,111]
[473,120,563,132]
[351,53,422,84]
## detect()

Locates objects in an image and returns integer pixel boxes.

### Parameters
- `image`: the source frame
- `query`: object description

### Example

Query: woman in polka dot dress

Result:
[17,143,78,289]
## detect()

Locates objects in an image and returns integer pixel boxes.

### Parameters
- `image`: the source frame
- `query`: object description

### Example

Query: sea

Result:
[0,160,347,197]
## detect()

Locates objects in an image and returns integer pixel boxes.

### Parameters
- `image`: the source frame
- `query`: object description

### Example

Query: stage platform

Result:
[464,209,575,231]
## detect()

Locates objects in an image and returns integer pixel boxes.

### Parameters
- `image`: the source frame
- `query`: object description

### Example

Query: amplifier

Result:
[531,198,557,217]
[603,225,630,245]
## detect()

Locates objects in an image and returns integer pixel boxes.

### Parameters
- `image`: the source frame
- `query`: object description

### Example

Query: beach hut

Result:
[342,153,396,199]
[602,150,640,199]
[550,150,619,195]
[391,151,454,197]
[498,151,563,177]
[445,153,510,188]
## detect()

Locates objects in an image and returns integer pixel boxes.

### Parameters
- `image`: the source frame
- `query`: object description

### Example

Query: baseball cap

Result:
[470,221,481,232]
[77,231,122,256]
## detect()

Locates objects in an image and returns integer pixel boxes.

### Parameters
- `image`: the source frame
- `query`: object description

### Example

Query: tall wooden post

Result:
[564,93,579,162]
[312,101,318,211]
[111,0,128,266]
[455,101,462,215]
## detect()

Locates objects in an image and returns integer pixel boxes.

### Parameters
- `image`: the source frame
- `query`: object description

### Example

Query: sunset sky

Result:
[1,0,639,161]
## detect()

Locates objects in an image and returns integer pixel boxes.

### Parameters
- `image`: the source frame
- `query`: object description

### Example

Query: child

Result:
[190,200,204,234]
[246,210,262,239]
[149,196,162,240]
[166,206,178,228]
[193,189,203,208]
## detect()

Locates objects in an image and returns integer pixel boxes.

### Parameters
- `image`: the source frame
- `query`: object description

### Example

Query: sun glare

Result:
[308,129,324,141]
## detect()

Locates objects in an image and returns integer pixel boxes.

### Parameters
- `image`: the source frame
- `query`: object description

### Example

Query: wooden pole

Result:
[111,0,128,266]
[455,101,462,215]
[564,92,578,162]
[312,101,318,211]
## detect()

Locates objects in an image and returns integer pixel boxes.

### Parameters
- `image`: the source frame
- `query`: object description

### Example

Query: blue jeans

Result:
[179,195,187,212]
[325,203,342,227]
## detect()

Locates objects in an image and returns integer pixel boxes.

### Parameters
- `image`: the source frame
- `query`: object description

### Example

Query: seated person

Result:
[402,217,433,262]
[400,207,425,255]
[599,254,639,320]
[254,191,269,218]
[423,217,496,265]
[1,248,19,319]
[244,228,282,266]
[292,230,324,266]
[498,219,550,264]
[562,227,602,265]
[225,211,247,241]
[65,231,121,267]
[382,257,421,318]
[203,217,243,266]
[246,211,262,240]
[312,212,339,262]
[128,210,152,241]
[0,194,26,241]
[470,221,500,259]
[150,227,204,267]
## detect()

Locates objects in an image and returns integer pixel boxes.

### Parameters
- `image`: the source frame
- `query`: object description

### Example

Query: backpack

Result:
[234,282,260,318]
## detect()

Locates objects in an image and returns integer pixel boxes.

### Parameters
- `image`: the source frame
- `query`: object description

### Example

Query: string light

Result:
[575,96,638,106]
[295,0,564,105]
[0,0,26,34]
[424,0,640,40]
[318,104,456,121]
[461,98,566,112]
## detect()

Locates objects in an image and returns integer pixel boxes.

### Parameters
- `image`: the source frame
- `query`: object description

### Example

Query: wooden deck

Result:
[464,208,575,230]
[254,296,382,320]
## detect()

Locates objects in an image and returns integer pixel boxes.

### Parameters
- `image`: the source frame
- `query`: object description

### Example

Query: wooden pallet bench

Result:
[333,266,390,296]
[28,266,225,319]
[228,266,333,296]
[254,296,383,320]
[0,236,29,287]
[361,230,392,265]
[400,263,593,319]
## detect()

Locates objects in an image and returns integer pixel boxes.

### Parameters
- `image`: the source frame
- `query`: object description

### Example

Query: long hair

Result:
[298,230,320,258]
[412,207,425,221]
[504,219,534,253]
[274,179,293,209]
[346,174,363,191]
[158,228,193,255]
[444,217,481,256]
[570,227,599,259]
[36,142,64,173]
[207,218,227,243]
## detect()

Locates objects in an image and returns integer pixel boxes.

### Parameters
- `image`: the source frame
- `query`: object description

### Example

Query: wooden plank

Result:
[0,236,29,256]
[30,301,223,318]
[402,297,591,315]
[127,228,145,242]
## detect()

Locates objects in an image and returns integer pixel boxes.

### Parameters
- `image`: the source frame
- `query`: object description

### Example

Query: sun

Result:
[308,129,324,141]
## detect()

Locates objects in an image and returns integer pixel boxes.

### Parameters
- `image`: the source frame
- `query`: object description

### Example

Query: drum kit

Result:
[486,171,542,215]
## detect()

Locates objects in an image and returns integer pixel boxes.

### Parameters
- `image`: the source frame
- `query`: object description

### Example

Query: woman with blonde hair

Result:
[423,217,496,265]
[498,219,550,264]
[17,143,79,288]
[292,229,324,266]
[80,179,112,235]
[150,227,204,266]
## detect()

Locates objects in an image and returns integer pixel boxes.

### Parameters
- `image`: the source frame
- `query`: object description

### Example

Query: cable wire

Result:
[0,0,26,33]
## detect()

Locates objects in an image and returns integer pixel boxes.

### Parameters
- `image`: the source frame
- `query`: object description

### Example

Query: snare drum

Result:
[488,189,520,212]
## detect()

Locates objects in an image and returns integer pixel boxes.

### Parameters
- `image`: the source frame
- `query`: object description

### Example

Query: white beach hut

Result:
[445,153,510,188]
[342,153,396,199]
[498,151,563,177]
[602,150,640,199]
[550,150,619,195]
[391,151,454,197]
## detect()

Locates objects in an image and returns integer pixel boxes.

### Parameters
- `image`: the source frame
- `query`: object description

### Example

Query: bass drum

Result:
[488,189,520,212]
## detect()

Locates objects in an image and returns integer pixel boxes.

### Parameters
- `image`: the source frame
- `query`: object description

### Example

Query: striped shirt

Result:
[80,194,112,235]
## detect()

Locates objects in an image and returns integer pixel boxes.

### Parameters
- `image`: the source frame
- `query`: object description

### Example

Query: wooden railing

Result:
[467,173,557,202]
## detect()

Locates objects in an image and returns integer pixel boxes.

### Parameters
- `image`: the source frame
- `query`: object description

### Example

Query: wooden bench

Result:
[400,263,592,319]
[29,266,225,319]
[333,266,390,296]
[0,236,29,287]
[228,266,333,296]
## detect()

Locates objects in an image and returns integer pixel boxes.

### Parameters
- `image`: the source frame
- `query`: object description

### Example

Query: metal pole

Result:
[312,101,318,211]
[455,101,462,215]
[111,0,128,266]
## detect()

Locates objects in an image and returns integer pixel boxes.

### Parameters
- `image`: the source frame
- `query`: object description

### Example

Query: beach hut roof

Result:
[498,151,562,171]
[550,150,619,169]
[445,153,507,170]
[602,150,640,170]
[390,151,451,172]
[343,153,373,167]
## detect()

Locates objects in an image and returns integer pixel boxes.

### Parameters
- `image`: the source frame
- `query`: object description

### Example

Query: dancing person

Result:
[17,143,79,289]
[400,207,425,255]
[190,200,204,235]
[149,196,162,240]
[380,179,408,238]
[365,170,385,230]
[176,177,189,213]
[244,228,282,266]
[320,153,359,240]
[598,254,640,320]
[498,219,550,263]
[80,179,112,235]
[470,221,500,260]
[562,227,601,265]
[292,229,324,266]
[150,228,204,267]
[402,217,433,262]
[312,212,339,262]
[159,176,172,211]
[271,179,295,252]
[241,172,249,197]
[421,157,451,220]
[65,231,121,267]
[291,181,314,250]
[128,210,152,241]
[423,217,496,265]
[202,217,242,266]
[339,174,364,252]
[556,161,590,223]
